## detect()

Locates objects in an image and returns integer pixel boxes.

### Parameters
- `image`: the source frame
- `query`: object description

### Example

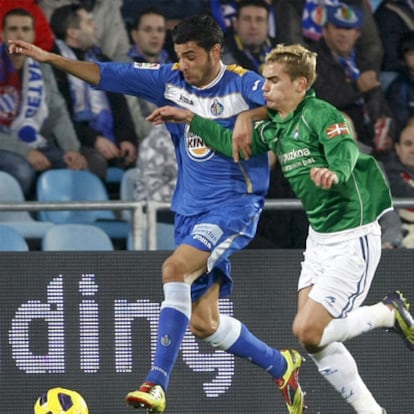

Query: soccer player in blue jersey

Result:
[8,15,305,414]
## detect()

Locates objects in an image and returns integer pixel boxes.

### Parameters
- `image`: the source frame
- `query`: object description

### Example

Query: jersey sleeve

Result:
[96,62,167,106]
[309,102,360,184]
[190,114,269,158]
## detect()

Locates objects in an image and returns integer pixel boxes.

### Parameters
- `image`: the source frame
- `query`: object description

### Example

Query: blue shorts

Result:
[175,196,263,302]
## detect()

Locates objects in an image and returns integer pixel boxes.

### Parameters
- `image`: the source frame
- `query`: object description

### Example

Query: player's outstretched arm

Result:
[8,39,101,85]
[146,106,194,124]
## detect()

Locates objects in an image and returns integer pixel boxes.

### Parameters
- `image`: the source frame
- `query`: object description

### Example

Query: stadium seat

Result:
[106,166,124,183]
[42,224,114,251]
[0,224,29,251]
[128,222,175,250]
[36,169,129,239]
[0,171,53,239]
[120,167,139,220]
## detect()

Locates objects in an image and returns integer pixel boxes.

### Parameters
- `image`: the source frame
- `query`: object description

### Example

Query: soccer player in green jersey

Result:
[147,43,414,414]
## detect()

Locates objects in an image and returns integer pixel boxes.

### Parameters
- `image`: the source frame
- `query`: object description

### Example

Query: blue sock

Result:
[227,324,287,379]
[146,307,189,390]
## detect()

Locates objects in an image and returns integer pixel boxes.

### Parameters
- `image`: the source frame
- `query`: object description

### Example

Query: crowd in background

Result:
[1,0,414,249]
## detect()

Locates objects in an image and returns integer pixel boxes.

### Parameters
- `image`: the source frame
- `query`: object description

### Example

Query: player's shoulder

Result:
[225,64,250,76]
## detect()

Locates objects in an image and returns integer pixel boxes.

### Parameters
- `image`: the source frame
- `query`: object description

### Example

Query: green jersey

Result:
[189,89,392,233]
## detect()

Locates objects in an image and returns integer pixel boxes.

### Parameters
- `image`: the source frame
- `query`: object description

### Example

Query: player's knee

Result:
[189,315,218,339]
[161,258,184,283]
[293,320,322,349]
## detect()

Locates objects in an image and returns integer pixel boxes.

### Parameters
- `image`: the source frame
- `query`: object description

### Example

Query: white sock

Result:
[319,303,395,347]
[160,282,191,319]
[310,342,382,413]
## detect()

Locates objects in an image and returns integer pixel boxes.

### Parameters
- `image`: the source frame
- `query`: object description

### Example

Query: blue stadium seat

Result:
[42,224,114,251]
[106,167,124,183]
[36,169,129,239]
[0,224,29,251]
[0,171,53,239]
[128,222,175,250]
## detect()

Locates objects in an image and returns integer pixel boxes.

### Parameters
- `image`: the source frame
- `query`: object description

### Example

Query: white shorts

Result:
[298,222,382,318]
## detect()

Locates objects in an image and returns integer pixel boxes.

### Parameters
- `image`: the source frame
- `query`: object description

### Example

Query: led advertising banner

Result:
[0,250,412,413]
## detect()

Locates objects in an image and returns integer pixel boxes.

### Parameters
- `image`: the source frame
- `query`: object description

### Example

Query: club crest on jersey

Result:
[133,62,160,70]
[185,125,215,161]
[326,122,350,139]
[210,98,224,116]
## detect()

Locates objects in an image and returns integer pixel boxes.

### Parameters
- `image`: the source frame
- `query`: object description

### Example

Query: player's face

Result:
[262,62,302,117]
[2,15,35,44]
[174,41,221,88]
[396,126,414,169]
[322,23,360,56]
[131,13,166,58]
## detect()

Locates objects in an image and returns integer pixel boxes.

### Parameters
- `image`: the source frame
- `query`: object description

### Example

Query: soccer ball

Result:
[34,387,89,414]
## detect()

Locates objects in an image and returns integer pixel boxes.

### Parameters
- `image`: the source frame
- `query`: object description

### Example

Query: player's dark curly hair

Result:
[171,15,223,52]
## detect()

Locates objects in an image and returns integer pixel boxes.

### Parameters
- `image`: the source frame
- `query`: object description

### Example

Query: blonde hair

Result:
[265,44,317,88]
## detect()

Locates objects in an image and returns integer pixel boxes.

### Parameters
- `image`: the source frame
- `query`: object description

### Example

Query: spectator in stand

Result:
[49,4,137,179]
[386,30,414,135]
[126,7,173,142]
[0,0,54,51]
[383,118,414,247]
[312,3,395,156]
[0,8,86,197]
[291,0,384,71]
[375,0,414,75]
[38,0,131,62]
[209,0,303,44]
[222,0,275,73]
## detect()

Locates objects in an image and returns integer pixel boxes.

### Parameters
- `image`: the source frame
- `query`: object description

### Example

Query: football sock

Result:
[146,282,191,390]
[310,342,382,413]
[319,302,394,347]
[204,315,287,379]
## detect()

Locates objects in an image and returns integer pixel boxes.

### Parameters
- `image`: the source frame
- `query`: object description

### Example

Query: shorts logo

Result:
[185,125,215,162]
[192,223,223,246]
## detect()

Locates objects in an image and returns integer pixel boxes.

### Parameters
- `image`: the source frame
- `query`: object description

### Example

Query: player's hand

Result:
[147,106,194,124]
[310,167,338,189]
[8,39,50,62]
[232,111,253,162]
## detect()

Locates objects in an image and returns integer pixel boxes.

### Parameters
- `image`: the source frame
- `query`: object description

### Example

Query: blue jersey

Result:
[97,61,269,215]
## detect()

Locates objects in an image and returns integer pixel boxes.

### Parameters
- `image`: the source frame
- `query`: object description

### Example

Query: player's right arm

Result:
[8,39,100,85]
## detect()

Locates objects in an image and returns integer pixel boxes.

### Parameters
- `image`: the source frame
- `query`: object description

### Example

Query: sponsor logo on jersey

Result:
[133,62,160,70]
[279,147,311,164]
[185,126,215,162]
[210,98,224,116]
[326,122,350,139]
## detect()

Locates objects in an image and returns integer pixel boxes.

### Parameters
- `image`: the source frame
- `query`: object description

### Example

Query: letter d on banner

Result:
[9,276,65,373]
